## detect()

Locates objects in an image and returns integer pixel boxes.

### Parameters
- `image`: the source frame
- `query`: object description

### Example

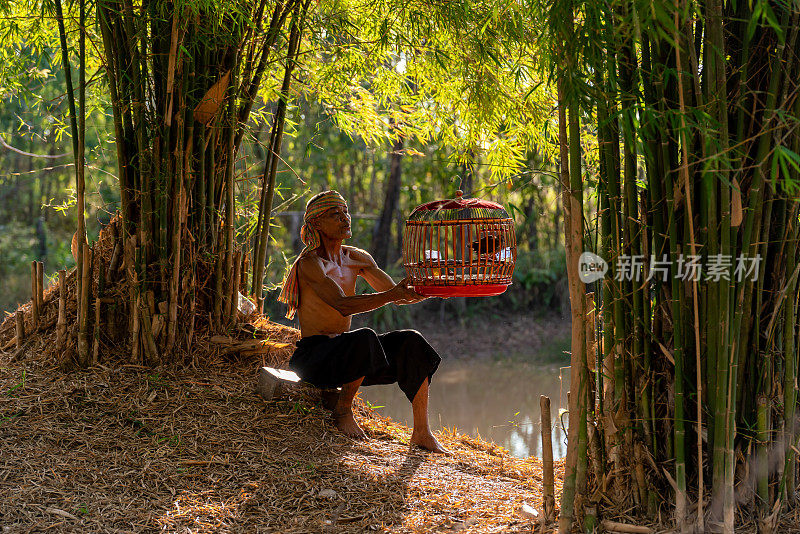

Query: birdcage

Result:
[403,191,516,297]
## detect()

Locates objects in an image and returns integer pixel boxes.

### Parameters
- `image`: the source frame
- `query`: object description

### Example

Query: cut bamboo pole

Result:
[15,312,24,350]
[30,261,39,329]
[600,520,652,534]
[540,395,556,522]
[56,270,66,347]
[36,261,44,320]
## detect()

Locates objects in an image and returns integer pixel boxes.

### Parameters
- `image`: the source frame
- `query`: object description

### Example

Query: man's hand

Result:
[390,277,428,305]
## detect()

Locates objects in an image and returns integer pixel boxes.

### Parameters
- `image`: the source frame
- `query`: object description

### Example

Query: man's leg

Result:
[332,376,366,438]
[410,377,449,454]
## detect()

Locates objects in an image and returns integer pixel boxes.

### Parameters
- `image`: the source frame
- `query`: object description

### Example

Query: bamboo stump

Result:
[15,312,25,350]
[540,395,556,523]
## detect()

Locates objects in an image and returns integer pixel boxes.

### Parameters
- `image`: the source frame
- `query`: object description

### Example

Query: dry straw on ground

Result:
[1,315,561,533]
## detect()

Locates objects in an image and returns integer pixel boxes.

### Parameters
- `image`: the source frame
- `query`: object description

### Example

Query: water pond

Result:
[360,356,571,459]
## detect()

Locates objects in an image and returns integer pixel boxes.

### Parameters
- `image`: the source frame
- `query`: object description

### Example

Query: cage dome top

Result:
[408,191,509,222]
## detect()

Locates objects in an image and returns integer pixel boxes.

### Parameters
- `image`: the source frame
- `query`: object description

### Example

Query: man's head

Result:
[300,190,350,249]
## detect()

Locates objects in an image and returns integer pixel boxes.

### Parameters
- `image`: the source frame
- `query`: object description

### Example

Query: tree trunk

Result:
[372,133,403,269]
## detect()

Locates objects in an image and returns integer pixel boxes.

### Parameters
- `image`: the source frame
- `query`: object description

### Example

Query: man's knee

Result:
[393,329,430,349]
[350,327,381,349]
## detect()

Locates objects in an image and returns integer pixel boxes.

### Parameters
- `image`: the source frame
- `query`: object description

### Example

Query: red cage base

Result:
[412,284,509,298]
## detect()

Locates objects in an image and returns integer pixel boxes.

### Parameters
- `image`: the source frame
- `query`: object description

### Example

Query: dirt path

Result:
[1,346,561,533]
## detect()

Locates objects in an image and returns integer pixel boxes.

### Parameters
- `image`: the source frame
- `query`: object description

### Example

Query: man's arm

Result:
[299,255,418,317]
[348,247,395,292]
[349,247,426,304]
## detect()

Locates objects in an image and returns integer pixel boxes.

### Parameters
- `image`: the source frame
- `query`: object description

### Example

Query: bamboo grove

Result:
[54,0,315,365]
[551,0,800,531]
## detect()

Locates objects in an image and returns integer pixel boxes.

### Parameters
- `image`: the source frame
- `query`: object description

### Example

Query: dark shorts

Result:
[288,328,441,402]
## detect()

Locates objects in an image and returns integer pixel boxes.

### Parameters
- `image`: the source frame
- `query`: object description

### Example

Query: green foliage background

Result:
[0,0,571,319]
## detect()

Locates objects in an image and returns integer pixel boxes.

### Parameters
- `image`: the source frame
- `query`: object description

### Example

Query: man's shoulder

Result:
[296,251,325,277]
[343,245,376,265]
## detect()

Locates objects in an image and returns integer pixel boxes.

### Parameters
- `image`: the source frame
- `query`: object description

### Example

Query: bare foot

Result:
[333,410,367,439]
[411,430,450,454]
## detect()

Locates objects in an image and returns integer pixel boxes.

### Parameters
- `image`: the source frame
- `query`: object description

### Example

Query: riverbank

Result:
[415,312,572,363]
[1,320,561,533]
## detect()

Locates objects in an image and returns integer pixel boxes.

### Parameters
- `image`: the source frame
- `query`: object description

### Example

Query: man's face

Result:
[312,204,352,240]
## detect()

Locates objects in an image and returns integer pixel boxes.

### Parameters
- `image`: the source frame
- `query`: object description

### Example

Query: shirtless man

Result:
[278,190,448,453]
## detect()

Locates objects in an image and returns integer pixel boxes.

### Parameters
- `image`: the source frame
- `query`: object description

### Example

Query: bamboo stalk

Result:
[783,212,799,499]
[36,261,44,321]
[57,270,66,347]
[92,259,105,365]
[671,1,693,522]
[227,250,241,327]
[76,0,88,364]
[540,395,556,523]
[556,71,588,534]
[139,298,159,365]
[30,261,39,330]
[77,242,90,366]
[166,181,184,352]
[756,395,769,511]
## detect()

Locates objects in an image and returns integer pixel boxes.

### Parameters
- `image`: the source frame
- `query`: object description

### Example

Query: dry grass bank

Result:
[1,321,560,533]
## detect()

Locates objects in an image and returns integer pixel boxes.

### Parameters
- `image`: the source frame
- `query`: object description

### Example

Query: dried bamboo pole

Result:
[36,262,44,315]
[30,262,39,330]
[56,270,66,347]
[15,312,24,350]
[540,395,556,522]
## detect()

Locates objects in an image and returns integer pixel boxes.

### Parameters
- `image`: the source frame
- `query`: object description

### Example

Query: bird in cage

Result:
[471,233,503,256]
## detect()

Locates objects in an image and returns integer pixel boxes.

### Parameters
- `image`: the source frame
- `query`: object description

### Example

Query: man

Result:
[278,190,448,453]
